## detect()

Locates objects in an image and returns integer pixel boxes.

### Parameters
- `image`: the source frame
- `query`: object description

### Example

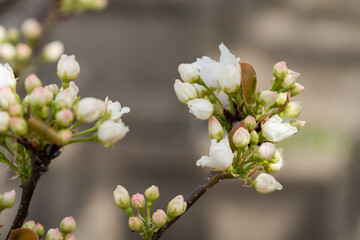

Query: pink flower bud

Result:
[273,61,288,78]
[208,117,224,141]
[74,97,105,123]
[45,84,59,96]
[0,189,16,211]
[0,86,17,109]
[57,54,80,82]
[43,87,54,104]
[258,142,276,160]
[244,115,256,131]
[113,185,130,209]
[35,222,45,237]
[254,173,283,194]
[281,70,300,89]
[8,104,25,117]
[152,209,167,228]
[0,111,10,133]
[128,217,143,232]
[178,63,200,83]
[232,127,250,149]
[0,43,16,61]
[98,120,129,147]
[45,228,63,240]
[59,129,72,145]
[56,109,74,128]
[54,88,77,110]
[25,74,42,93]
[43,41,64,62]
[275,92,289,106]
[131,193,146,210]
[258,90,277,107]
[10,117,28,135]
[22,220,36,231]
[16,43,32,60]
[21,18,42,40]
[60,216,76,234]
[65,234,76,240]
[145,185,160,202]
[29,86,47,108]
[290,82,305,97]
[284,101,302,118]
[166,195,187,218]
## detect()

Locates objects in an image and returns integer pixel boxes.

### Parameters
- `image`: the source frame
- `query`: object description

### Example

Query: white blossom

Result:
[0,63,16,89]
[254,173,283,194]
[75,97,106,123]
[178,63,199,83]
[187,98,213,120]
[262,114,297,142]
[105,97,130,121]
[218,64,241,93]
[98,120,129,147]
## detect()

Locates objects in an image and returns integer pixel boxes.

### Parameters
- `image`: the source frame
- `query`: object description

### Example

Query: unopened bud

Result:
[56,109,74,128]
[258,142,276,160]
[45,84,59,96]
[290,82,304,97]
[281,70,299,89]
[178,63,200,83]
[45,228,63,240]
[25,74,42,93]
[65,235,76,240]
[284,101,302,118]
[193,83,207,97]
[145,185,160,202]
[22,220,36,231]
[16,43,32,60]
[10,117,28,135]
[0,86,17,109]
[218,64,241,94]
[208,117,224,141]
[253,173,283,194]
[258,90,277,107]
[75,97,105,123]
[0,43,16,61]
[57,54,80,82]
[167,195,187,218]
[244,115,256,131]
[7,28,19,43]
[113,185,130,209]
[290,120,306,131]
[131,193,146,210]
[265,149,284,172]
[43,41,64,62]
[250,130,259,145]
[8,104,25,117]
[21,18,42,40]
[60,216,76,234]
[128,217,143,232]
[59,129,72,145]
[152,209,167,228]
[232,127,250,149]
[0,111,10,133]
[174,79,198,104]
[187,99,213,120]
[0,189,16,211]
[275,92,288,106]
[273,61,288,79]
[35,223,45,237]
[29,86,47,108]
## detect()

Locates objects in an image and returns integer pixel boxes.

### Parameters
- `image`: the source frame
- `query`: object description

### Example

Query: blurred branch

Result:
[152,170,233,240]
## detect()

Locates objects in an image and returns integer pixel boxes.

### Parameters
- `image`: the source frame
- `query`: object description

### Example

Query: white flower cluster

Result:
[174,43,306,194]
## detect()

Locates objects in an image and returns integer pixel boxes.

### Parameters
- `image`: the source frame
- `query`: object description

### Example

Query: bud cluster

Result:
[113,185,186,239]
[174,43,306,194]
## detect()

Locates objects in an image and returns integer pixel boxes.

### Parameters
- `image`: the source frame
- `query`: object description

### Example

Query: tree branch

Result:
[152,170,233,240]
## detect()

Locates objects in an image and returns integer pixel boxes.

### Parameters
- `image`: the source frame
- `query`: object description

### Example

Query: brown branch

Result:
[5,143,61,240]
[152,170,233,240]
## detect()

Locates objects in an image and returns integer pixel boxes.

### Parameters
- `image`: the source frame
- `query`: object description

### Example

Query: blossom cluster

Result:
[174,43,305,194]
[21,216,77,240]
[0,19,64,74]
[0,55,129,184]
[113,185,186,239]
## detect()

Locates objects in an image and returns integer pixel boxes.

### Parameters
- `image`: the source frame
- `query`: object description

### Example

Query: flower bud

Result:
[0,189,16,211]
[59,129,72,145]
[290,120,306,131]
[22,220,36,231]
[265,149,284,172]
[145,185,160,202]
[56,109,74,128]
[233,127,250,149]
[16,43,32,60]
[57,54,80,82]
[21,18,42,40]
[65,235,76,240]
[35,222,45,237]
[7,28,19,43]
[173,79,198,104]
[152,209,167,228]
[60,216,76,234]
[74,97,104,123]
[273,61,288,78]
[244,115,256,131]
[284,101,302,118]
[167,195,187,218]
[8,104,25,117]
[0,43,16,61]
[29,86,47,108]
[131,193,146,210]
[45,84,59,96]
[0,86,17,109]
[25,74,42,93]
[39,106,50,119]
[10,117,28,135]
[0,25,6,43]
[258,142,276,160]
[275,92,288,106]
[258,90,277,107]
[193,83,207,97]
[281,70,299,89]
[98,120,129,147]
[43,41,64,62]
[290,82,304,97]
[250,130,259,145]
[178,63,200,83]
[218,64,241,93]
[45,228,63,240]
[187,99,213,120]
[253,173,283,194]
[0,111,10,133]
[128,217,143,231]
[114,185,131,209]
[208,117,224,141]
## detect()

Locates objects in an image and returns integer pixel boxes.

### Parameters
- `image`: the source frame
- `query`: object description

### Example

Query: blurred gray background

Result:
[0,0,360,239]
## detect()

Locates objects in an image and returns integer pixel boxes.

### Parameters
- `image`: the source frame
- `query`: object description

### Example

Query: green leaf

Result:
[240,62,257,105]
[9,228,39,240]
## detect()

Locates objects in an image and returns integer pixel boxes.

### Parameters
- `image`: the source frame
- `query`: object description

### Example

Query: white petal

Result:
[196,156,210,167]
[219,43,238,67]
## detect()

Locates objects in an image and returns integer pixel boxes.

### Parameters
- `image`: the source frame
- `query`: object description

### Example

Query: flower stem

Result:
[71,126,97,138]
[198,79,222,105]
[67,136,96,145]
[70,121,83,130]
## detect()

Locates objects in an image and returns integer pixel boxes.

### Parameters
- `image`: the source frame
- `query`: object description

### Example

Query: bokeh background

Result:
[1,0,360,239]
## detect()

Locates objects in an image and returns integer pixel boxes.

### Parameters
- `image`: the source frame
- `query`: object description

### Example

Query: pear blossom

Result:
[284,101,302,118]
[29,86,46,108]
[0,111,10,133]
[218,64,241,93]
[43,41,64,62]
[145,185,160,202]
[0,43,16,61]
[244,115,256,131]
[216,90,230,108]
[57,54,80,82]
[167,195,187,218]
[262,114,297,142]
[258,90,277,106]
[105,97,130,121]
[25,74,42,93]
[152,209,167,228]
[75,97,106,123]
[281,70,300,88]
[258,142,276,160]
[21,18,42,39]
[254,173,283,194]
[54,82,79,109]
[10,117,28,136]
[290,82,305,97]
[98,120,129,147]
[0,86,17,109]
[22,220,36,231]
[114,185,131,209]
[131,193,146,210]
[233,127,250,149]
[8,102,24,118]
[273,61,288,78]
[0,63,16,89]
[178,63,200,83]
[174,79,198,104]
[266,149,284,172]
[187,98,213,120]
[196,137,233,171]
[192,43,239,88]
[35,223,45,237]
[208,116,224,140]
[128,217,143,231]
